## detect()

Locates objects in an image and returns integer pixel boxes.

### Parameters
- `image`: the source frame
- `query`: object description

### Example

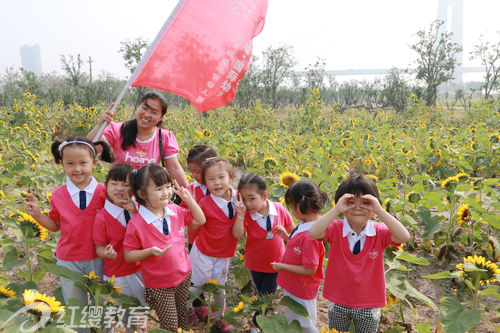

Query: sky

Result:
[1,0,499,82]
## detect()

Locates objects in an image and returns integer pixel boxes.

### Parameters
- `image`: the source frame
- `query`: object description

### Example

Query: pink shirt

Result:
[49,183,106,261]
[322,219,399,308]
[195,195,239,258]
[182,183,208,245]
[123,204,193,288]
[93,207,141,277]
[244,202,293,273]
[103,122,179,169]
[276,222,325,300]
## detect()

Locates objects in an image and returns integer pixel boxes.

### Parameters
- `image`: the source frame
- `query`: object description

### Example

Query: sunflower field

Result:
[0,90,499,332]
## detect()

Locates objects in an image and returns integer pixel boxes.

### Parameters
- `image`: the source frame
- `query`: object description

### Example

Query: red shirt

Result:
[123,205,193,288]
[93,208,141,277]
[182,183,208,245]
[49,183,106,261]
[195,195,239,258]
[322,220,399,308]
[276,222,325,300]
[244,202,293,273]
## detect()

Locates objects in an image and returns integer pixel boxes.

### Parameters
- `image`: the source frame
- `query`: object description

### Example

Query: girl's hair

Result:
[51,136,113,164]
[186,145,217,165]
[238,173,267,195]
[121,91,168,150]
[105,163,133,184]
[200,157,234,185]
[130,164,172,206]
[334,172,381,204]
[285,180,328,214]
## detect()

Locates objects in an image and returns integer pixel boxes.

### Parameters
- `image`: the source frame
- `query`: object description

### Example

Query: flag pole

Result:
[92,0,188,142]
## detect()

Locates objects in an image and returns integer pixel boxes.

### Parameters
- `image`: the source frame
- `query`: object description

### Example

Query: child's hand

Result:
[234,194,246,217]
[103,244,117,260]
[274,225,289,240]
[150,245,172,257]
[24,193,42,217]
[172,179,193,203]
[270,262,284,271]
[360,194,383,214]
[124,200,137,215]
[335,193,356,214]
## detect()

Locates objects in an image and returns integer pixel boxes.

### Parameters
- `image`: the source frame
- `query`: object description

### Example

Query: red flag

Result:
[131,0,268,112]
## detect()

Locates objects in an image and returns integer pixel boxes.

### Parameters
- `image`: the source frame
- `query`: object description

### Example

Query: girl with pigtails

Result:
[25,136,114,308]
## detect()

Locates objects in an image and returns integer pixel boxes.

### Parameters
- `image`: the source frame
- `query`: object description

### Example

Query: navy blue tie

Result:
[289,225,299,238]
[227,202,234,219]
[205,188,210,196]
[123,210,131,224]
[79,191,86,210]
[353,239,361,255]
[162,218,169,235]
[266,215,272,231]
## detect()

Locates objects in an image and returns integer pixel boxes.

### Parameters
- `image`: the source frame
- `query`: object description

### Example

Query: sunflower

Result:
[263,157,278,170]
[233,301,244,313]
[441,176,459,190]
[0,285,15,298]
[15,211,48,241]
[194,130,204,138]
[202,129,211,138]
[280,172,300,187]
[366,174,378,182]
[455,172,469,182]
[456,255,500,286]
[490,133,499,143]
[457,204,471,226]
[203,278,220,286]
[406,192,421,203]
[23,289,64,314]
[363,158,371,165]
[84,270,99,280]
[108,275,123,293]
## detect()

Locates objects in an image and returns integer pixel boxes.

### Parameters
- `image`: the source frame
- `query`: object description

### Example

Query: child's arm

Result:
[361,194,410,244]
[95,244,117,260]
[274,225,290,241]
[232,194,246,238]
[270,262,315,276]
[124,245,172,262]
[309,193,355,239]
[173,180,206,227]
[24,193,60,232]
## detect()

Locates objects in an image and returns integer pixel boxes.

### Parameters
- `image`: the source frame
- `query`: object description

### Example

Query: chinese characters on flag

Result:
[131,0,268,112]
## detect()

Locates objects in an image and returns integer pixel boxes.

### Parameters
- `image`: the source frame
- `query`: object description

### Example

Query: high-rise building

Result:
[437,0,463,85]
[19,44,43,75]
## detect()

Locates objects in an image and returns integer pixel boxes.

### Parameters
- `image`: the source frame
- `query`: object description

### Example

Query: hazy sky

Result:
[1,0,499,81]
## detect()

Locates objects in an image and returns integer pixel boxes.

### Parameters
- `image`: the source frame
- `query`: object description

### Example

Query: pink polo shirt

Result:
[93,207,141,278]
[123,204,193,289]
[276,222,325,300]
[103,121,179,169]
[49,183,106,261]
[322,219,399,308]
[244,202,294,273]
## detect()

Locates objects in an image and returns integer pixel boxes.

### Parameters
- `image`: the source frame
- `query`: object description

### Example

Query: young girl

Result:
[93,163,145,307]
[309,173,410,333]
[271,180,327,333]
[188,157,242,332]
[232,173,294,333]
[123,164,205,331]
[25,136,114,307]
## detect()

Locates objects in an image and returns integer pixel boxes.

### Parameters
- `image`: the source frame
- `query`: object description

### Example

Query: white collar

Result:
[250,200,277,221]
[66,176,97,196]
[291,221,315,238]
[136,126,158,143]
[342,218,376,238]
[139,205,176,224]
[104,199,126,219]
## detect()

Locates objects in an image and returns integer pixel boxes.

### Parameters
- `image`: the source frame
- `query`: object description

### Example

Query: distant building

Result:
[19,44,43,75]
[437,0,463,85]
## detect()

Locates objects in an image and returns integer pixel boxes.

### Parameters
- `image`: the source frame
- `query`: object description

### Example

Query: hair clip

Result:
[205,157,217,161]
[131,169,138,175]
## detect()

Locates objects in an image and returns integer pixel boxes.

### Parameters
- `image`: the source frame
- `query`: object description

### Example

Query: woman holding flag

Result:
[88,91,189,188]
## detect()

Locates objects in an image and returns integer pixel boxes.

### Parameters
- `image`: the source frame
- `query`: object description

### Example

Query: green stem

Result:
[399,302,406,325]
[471,277,480,309]
[24,239,34,282]
[206,293,212,333]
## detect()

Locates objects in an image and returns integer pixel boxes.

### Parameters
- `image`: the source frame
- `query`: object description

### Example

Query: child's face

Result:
[239,186,268,215]
[61,146,97,189]
[106,177,132,208]
[204,163,232,200]
[187,162,202,183]
[343,195,374,227]
[142,179,172,212]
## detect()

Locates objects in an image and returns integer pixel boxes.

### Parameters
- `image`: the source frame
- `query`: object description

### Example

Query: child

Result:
[25,136,114,308]
[93,163,146,308]
[184,144,217,251]
[271,180,327,333]
[309,173,410,333]
[123,164,205,331]
[188,157,242,332]
[232,173,294,333]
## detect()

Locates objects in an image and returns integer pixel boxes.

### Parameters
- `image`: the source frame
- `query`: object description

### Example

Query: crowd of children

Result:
[25,137,410,333]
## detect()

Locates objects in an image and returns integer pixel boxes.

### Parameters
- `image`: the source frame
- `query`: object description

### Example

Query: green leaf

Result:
[439,297,481,333]
[279,296,310,317]
[0,309,26,333]
[479,286,500,300]
[482,213,500,229]
[416,321,431,333]
[403,214,420,230]
[422,271,460,279]
[482,178,500,186]
[396,252,430,266]
[422,215,443,238]
[2,246,26,270]
[257,314,302,333]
